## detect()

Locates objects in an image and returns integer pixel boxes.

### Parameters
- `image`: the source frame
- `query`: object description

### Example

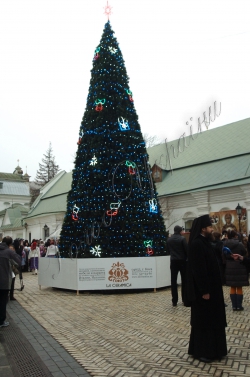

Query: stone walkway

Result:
[7,273,250,376]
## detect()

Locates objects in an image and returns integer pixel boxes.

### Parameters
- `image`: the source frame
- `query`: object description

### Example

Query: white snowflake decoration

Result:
[109,46,117,54]
[149,198,158,213]
[90,154,98,166]
[90,245,102,257]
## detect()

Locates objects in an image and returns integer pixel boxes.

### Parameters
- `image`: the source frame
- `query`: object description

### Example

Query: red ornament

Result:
[146,247,154,255]
[94,53,100,60]
[129,95,133,102]
[72,213,78,221]
[77,138,82,145]
[107,209,118,216]
[128,167,135,175]
[95,104,103,111]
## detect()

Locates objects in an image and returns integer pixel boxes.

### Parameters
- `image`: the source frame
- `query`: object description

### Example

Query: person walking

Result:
[39,241,46,257]
[167,225,188,307]
[187,215,227,363]
[224,230,248,311]
[29,241,40,274]
[0,236,21,327]
[23,240,31,272]
[8,243,18,301]
[45,239,58,258]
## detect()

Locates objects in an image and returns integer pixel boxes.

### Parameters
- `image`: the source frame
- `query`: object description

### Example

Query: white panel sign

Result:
[77,257,157,290]
[38,256,175,291]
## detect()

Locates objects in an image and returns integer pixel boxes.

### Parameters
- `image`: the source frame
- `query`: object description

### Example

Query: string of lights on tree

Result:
[59,16,168,258]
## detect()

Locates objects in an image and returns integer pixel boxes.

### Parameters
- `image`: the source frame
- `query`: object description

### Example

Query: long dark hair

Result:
[227,230,237,239]
[13,239,20,252]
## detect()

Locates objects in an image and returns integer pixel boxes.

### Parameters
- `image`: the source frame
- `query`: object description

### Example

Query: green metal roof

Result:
[1,218,23,230]
[42,171,73,199]
[156,154,250,196]
[29,171,68,210]
[148,118,250,171]
[0,180,30,196]
[25,172,72,219]
[0,172,25,181]
[25,194,69,218]
[0,206,29,230]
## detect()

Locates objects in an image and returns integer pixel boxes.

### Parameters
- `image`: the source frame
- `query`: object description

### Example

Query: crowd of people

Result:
[0,237,59,308]
[1,218,250,363]
[21,238,59,274]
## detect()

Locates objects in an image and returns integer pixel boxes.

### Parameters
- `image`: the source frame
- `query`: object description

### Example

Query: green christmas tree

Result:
[59,21,168,258]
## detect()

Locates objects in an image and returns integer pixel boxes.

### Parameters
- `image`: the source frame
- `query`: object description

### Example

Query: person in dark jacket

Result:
[187,215,227,363]
[224,230,248,311]
[247,233,250,255]
[211,232,225,284]
[0,236,21,327]
[167,225,188,306]
[10,239,24,300]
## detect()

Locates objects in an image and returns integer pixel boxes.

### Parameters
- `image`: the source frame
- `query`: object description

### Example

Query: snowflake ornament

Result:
[90,245,102,257]
[90,154,98,166]
[109,46,117,54]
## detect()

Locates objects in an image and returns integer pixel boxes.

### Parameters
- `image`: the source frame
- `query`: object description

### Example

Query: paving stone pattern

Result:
[6,302,90,377]
[11,273,250,376]
[0,337,14,377]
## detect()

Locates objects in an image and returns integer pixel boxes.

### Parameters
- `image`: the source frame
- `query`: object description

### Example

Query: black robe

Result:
[187,234,227,360]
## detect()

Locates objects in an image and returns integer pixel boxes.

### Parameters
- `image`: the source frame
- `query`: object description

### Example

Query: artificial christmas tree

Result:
[59,21,168,258]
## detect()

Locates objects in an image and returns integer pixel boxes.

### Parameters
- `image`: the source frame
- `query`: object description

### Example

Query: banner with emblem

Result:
[77,258,157,290]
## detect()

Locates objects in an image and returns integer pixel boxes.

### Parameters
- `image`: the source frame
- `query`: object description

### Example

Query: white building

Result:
[0,165,31,240]
[22,171,72,242]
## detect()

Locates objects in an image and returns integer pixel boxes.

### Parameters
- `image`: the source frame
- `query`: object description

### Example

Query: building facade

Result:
[148,118,250,234]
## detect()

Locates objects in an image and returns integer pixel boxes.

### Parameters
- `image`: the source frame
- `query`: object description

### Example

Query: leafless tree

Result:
[159,197,182,230]
[143,133,164,148]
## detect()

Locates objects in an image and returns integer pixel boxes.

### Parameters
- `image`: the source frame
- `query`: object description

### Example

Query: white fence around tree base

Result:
[38,256,180,292]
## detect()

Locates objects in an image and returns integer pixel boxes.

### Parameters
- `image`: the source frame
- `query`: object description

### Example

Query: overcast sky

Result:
[1,0,250,180]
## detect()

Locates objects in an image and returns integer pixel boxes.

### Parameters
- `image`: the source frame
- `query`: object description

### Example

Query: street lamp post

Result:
[23,222,28,238]
[235,203,242,233]
[44,224,49,239]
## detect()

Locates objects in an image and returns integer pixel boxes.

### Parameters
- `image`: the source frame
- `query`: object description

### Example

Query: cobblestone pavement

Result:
[11,273,250,376]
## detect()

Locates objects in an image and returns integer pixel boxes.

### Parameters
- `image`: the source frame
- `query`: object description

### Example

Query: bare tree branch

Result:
[143,133,164,148]
[158,197,182,230]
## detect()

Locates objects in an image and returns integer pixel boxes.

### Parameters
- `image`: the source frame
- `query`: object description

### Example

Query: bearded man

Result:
[187,215,227,363]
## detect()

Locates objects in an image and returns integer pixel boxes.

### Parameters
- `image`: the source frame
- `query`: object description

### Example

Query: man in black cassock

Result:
[187,215,227,363]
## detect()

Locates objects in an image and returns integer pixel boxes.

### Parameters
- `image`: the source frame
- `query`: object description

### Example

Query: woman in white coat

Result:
[29,241,40,274]
[45,239,58,258]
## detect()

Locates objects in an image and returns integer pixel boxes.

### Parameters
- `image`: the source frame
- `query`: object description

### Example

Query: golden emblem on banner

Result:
[108,262,129,282]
